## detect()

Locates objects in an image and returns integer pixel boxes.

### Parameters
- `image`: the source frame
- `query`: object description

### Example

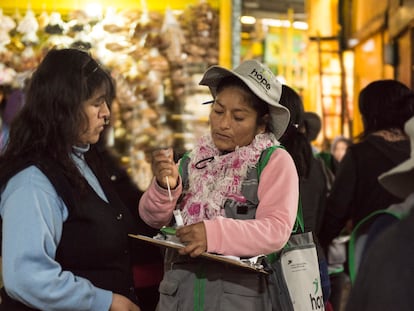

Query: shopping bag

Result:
[266,232,324,311]
[265,202,324,311]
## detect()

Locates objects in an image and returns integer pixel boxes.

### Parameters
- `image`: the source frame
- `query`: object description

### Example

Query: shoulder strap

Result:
[257,145,279,180]
[257,145,304,233]
[178,151,191,190]
[178,151,191,177]
[292,198,305,234]
[348,209,404,283]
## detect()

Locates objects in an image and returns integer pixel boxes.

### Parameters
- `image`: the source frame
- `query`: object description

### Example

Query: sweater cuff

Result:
[203,218,222,254]
[91,288,112,311]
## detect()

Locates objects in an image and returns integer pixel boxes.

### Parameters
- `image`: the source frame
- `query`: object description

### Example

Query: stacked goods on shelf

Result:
[0,1,219,190]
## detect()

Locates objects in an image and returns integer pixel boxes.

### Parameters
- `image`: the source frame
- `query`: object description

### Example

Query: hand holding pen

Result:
[151,148,179,200]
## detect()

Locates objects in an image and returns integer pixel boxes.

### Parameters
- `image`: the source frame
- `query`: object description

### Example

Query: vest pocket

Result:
[159,279,178,296]
[158,275,179,311]
[219,272,270,311]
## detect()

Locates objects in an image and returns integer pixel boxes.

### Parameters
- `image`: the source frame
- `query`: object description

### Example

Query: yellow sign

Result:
[0,0,219,14]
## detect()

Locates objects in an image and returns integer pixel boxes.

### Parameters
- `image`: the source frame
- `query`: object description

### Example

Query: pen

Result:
[165,175,172,202]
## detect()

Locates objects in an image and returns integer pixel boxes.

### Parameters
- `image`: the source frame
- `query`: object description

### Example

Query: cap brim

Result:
[379,158,414,199]
[199,66,290,140]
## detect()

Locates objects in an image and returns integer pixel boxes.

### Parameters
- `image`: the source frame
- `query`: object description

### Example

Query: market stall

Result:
[0,0,219,190]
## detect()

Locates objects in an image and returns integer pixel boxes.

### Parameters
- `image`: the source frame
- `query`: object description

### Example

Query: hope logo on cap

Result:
[248,67,272,91]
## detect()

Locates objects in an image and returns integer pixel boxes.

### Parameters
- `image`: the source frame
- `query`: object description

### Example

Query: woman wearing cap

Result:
[139,60,298,310]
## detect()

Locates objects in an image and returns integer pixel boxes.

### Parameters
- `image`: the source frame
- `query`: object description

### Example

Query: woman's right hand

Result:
[151,148,179,189]
[109,293,141,311]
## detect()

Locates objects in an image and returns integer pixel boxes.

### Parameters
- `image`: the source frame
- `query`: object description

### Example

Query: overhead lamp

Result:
[262,19,290,28]
[292,21,308,30]
[261,18,308,30]
[348,38,359,47]
[362,39,375,52]
[241,15,256,25]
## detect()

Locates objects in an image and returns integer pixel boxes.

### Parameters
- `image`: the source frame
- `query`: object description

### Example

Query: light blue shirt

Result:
[0,146,113,310]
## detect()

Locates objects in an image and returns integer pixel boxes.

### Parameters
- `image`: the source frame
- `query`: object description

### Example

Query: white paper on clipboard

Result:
[128,234,269,274]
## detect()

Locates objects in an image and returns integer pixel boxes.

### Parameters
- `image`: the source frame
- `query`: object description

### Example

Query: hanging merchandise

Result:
[160,9,185,63]
[168,2,219,151]
[0,9,16,52]
[17,10,39,46]
[0,63,16,86]
[0,1,219,191]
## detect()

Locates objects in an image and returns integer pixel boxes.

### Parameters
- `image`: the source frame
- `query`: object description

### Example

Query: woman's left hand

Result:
[176,222,207,257]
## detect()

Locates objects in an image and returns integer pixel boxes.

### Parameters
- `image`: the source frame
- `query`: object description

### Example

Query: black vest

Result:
[0,148,139,310]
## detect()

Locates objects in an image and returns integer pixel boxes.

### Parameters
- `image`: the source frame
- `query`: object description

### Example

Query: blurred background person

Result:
[302,110,351,311]
[331,136,352,164]
[303,111,322,154]
[320,80,414,304]
[346,115,414,311]
[320,79,414,249]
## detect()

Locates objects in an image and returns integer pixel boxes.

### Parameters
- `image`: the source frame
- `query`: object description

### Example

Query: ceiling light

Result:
[262,19,290,27]
[240,16,256,25]
[292,21,308,30]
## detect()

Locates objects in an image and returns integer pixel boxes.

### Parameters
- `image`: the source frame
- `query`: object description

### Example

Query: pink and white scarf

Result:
[179,132,279,224]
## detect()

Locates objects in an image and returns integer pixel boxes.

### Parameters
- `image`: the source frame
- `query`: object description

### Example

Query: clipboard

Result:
[129,234,269,274]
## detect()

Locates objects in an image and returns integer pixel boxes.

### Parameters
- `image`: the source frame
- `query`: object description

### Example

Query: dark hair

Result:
[279,85,313,178]
[0,48,115,187]
[303,112,322,142]
[359,79,414,138]
[0,85,12,117]
[216,76,270,129]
